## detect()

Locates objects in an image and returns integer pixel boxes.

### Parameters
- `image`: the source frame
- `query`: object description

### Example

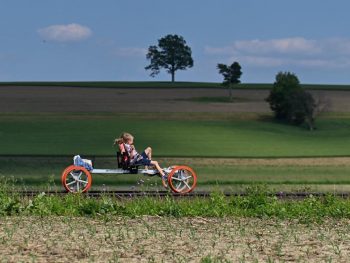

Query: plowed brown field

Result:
[1,86,350,113]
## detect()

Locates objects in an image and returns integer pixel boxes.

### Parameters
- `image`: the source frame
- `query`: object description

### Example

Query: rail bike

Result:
[61,147,197,194]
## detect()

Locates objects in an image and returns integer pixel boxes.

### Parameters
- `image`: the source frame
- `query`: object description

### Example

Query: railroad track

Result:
[10,190,350,199]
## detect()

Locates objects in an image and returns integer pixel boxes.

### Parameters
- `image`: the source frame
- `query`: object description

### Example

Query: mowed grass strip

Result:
[1,113,350,157]
[2,156,350,192]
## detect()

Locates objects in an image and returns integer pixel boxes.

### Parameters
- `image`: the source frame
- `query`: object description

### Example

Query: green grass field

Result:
[1,112,350,191]
[1,113,350,157]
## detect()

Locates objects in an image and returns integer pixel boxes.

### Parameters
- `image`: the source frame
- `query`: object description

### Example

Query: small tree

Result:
[266,72,300,120]
[217,62,242,101]
[145,34,193,82]
[286,89,315,129]
[266,72,316,130]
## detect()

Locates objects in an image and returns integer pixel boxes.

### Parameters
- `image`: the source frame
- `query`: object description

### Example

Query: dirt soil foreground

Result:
[0,216,349,262]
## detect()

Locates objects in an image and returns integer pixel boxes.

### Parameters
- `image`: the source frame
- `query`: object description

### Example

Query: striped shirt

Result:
[124,143,141,164]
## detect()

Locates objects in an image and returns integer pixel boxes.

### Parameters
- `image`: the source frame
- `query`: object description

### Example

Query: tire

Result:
[61,165,75,186]
[61,165,92,193]
[167,166,197,194]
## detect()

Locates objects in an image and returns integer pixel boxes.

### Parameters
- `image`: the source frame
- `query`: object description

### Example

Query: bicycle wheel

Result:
[61,165,92,193]
[168,166,197,194]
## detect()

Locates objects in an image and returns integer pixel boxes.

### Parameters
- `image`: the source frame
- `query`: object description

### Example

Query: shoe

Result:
[161,172,168,188]
[161,172,168,181]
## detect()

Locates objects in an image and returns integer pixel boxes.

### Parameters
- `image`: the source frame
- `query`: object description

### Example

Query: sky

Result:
[1,0,350,84]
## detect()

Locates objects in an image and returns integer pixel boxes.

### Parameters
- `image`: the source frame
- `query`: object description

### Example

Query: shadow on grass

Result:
[256,114,315,131]
[172,96,256,103]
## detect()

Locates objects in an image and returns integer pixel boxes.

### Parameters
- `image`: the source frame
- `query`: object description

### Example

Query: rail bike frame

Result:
[61,164,197,194]
[62,144,197,194]
[90,168,160,175]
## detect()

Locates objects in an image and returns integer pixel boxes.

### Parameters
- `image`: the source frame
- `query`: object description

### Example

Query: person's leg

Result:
[143,148,152,170]
[150,160,164,176]
[144,147,152,159]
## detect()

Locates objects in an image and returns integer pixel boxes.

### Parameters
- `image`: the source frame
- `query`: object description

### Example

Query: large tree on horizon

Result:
[145,34,193,82]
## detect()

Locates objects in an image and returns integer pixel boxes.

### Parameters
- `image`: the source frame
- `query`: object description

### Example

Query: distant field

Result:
[0,81,223,89]
[1,113,350,157]
[1,81,350,90]
[2,85,350,113]
[1,83,350,192]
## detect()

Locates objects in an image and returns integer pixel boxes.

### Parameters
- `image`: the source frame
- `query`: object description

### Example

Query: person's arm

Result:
[119,143,126,153]
[129,145,136,158]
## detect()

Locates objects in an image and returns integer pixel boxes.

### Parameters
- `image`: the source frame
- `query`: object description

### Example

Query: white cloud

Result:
[237,56,284,67]
[205,46,238,55]
[205,37,350,69]
[38,23,92,42]
[234,37,320,55]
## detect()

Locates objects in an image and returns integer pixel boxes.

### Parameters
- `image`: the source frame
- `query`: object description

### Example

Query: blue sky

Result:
[1,0,350,84]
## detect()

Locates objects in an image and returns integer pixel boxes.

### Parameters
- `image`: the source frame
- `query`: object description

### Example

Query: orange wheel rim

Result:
[61,165,92,193]
[167,166,197,194]
[61,165,75,186]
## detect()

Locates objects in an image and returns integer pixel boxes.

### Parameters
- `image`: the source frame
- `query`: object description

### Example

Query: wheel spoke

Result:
[69,172,76,179]
[171,177,184,181]
[77,179,88,184]
[181,176,192,180]
[183,181,191,189]
[66,181,76,186]
[177,184,187,192]
[171,175,192,181]
[69,171,82,180]
[173,179,186,191]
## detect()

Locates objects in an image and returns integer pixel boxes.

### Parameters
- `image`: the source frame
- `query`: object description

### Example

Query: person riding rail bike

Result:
[113,132,167,178]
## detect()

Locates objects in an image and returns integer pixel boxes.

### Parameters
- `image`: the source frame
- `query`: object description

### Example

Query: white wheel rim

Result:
[170,169,194,193]
[65,170,89,192]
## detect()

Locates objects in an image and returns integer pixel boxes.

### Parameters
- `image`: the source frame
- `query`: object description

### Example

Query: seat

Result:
[117,151,130,170]
[116,143,140,173]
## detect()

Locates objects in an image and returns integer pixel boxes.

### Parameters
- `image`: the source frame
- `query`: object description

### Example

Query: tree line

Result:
[145,34,319,130]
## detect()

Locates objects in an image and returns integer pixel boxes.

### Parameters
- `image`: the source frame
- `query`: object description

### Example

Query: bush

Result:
[266,72,316,130]
[0,176,22,215]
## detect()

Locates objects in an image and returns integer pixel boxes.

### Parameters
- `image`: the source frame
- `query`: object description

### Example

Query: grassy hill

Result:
[1,113,350,157]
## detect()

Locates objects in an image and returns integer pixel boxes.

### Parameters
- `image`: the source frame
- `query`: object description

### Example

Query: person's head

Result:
[114,132,134,145]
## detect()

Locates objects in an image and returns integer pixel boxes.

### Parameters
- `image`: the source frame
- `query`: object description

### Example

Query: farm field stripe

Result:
[1,82,350,90]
